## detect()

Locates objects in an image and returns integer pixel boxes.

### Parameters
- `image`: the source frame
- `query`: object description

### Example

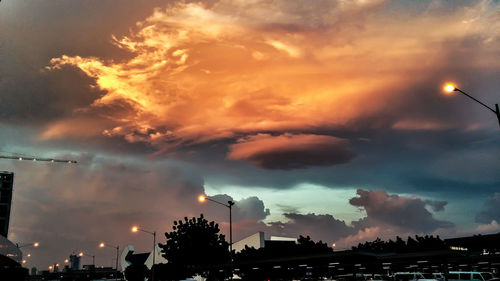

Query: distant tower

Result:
[31,267,37,276]
[0,171,14,238]
[69,254,81,270]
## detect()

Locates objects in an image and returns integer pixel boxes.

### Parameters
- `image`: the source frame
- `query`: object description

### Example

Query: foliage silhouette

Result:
[158,214,230,281]
[124,263,150,281]
[352,235,448,253]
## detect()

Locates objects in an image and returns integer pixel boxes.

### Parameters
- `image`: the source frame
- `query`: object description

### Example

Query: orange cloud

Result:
[46,0,500,151]
[228,133,356,169]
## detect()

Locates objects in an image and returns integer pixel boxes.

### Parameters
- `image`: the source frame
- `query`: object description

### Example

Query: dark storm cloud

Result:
[349,189,454,233]
[6,152,274,267]
[227,134,356,170]
[425,200,448,212]
[201,194,270,223]
[267,213,355,243]
[7,155,206,267]
[0,0,170,125]
[475,193,500,224]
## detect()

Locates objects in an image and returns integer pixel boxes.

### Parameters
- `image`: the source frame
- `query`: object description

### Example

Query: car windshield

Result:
[482,273,494,280]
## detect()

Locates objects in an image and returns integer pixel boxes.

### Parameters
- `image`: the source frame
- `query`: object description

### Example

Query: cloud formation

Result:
[7,155,271,268]
[475,193,500,224]
[349,189,454,233]
[227,133,356,169]
[44,0,500,154]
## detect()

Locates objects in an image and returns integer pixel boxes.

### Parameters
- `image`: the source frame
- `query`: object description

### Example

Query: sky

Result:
[0,0,499,270]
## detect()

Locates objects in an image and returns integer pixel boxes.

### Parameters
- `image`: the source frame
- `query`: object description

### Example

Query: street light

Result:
[131,226,157,281]
[16,242,39,249]
[198,194,235,280]
[78,251,96,267]
[443,83,500,127]
[99,242,119,281]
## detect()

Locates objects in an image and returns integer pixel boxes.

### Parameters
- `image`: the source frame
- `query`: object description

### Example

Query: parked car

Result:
[393,272,439,281]
[448,271,495,281]
[423,273,445,281]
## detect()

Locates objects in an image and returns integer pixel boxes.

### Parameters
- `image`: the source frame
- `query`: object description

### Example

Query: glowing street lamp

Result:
[99,242,119,281]
[16,242,39,249]
[198,195,235,252]
[444,83,456,93]
[443,82,500,127]
[78,251,96,266]
[131,226,157,281]
[198,194,235,280]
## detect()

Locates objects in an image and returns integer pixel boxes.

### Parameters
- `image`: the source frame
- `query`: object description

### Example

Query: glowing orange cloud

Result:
[46,1,500,151]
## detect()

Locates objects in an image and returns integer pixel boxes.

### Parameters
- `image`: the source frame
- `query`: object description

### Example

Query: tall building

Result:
[0,171,14,238]
[69,254,81,270]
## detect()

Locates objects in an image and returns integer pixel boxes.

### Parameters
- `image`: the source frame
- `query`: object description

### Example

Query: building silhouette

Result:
[69,254,81,270]
[0,171,14,238]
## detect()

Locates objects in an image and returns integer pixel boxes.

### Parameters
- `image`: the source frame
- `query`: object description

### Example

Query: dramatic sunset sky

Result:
[1,0,499,269]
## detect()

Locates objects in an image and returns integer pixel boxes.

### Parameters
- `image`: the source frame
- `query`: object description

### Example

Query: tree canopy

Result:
[124,263,150,281]
[158,214,231,280]
[352,235,448,253]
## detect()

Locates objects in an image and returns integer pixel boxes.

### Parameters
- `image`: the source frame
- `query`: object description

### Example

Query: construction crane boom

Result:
[0,155,77,164]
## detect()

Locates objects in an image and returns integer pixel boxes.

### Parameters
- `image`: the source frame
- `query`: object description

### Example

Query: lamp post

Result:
[198,195,235,280]
[99,242,119,281]
[16,242,39,263]
[16,242,39,249]
[131,226,156,281]
[78,251,96,267]
[443,83,500,127]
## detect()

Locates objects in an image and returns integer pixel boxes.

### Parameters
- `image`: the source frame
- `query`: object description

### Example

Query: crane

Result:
[0,152,77,164]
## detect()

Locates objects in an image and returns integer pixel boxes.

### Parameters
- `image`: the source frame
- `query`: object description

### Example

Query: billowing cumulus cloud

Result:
[475,193,500,224]
[350,189,454,233]
[44,0,500,154]
[227,133,356,169]
[229,189,456,249]
[267,213,355,243]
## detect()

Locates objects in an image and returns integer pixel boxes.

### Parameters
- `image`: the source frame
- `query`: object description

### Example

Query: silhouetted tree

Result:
[352,235,447,253]
[124,264,150,281]
[158,214,230,281]
[235,235,332,280]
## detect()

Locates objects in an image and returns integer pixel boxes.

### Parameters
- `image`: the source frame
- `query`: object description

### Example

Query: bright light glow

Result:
[332,243,336,248]
[27,254,31,257]
[65,259,69,263]
[33,242,39,247]
[444,83,456,93]
[79,252,84,257]
[99,242,105,248]
[48,266,53,270]
[56,263,59,267]
[22,260,26,264]
[131,226,139,232]
[198,195,206,202]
